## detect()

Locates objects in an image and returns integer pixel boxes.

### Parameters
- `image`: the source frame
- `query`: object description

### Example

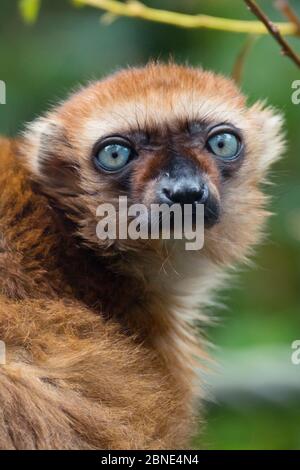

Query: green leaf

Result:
[19,0,41,24]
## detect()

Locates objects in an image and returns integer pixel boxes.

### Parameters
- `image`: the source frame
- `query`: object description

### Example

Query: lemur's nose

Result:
[156,157,220,227]
[160,177,209,206]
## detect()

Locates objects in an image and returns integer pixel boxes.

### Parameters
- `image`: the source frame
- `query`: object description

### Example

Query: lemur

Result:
[0,63,284,449]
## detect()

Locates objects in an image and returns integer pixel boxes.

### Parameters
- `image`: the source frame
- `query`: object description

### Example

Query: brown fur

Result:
[0,63,284,449]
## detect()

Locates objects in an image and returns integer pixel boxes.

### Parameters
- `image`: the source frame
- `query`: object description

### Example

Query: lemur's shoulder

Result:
[0,137,17,170]
[0,137,41,231]
[0,137,30,198]
[0,137,63,300]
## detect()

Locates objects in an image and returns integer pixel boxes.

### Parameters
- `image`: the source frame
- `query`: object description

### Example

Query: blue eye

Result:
[207,132,240,159]
[94,143,132,172]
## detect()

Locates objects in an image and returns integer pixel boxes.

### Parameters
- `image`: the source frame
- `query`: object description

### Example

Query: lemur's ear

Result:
[248,102,285,175]
[23,117,80,194]
[23,117,58,176]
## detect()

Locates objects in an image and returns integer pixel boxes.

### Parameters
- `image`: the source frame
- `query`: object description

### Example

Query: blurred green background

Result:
[1,0,300,450]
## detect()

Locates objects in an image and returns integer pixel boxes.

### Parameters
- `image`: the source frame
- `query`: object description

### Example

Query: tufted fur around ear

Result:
[22,117,82,196]
[22,117,57,176]
[246,102,285,176]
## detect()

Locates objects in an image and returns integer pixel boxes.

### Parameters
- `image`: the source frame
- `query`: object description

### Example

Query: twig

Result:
[232,35,258,84]
[244,0,300,67]
[73,0,298,35]
[275,0,300,35]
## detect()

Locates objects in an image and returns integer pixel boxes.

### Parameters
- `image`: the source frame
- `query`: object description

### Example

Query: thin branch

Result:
[74,0,298,35]
[244,0,300,67]
[275,0,300,35]
[232,35,258,84]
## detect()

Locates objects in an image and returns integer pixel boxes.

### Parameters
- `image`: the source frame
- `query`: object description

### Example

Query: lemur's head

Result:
[23,63,284,265]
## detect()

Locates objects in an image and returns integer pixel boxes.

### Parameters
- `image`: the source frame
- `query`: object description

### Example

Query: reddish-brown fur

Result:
[0,64,284,449]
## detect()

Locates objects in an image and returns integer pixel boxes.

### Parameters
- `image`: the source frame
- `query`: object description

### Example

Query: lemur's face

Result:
[24,64,284,264]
